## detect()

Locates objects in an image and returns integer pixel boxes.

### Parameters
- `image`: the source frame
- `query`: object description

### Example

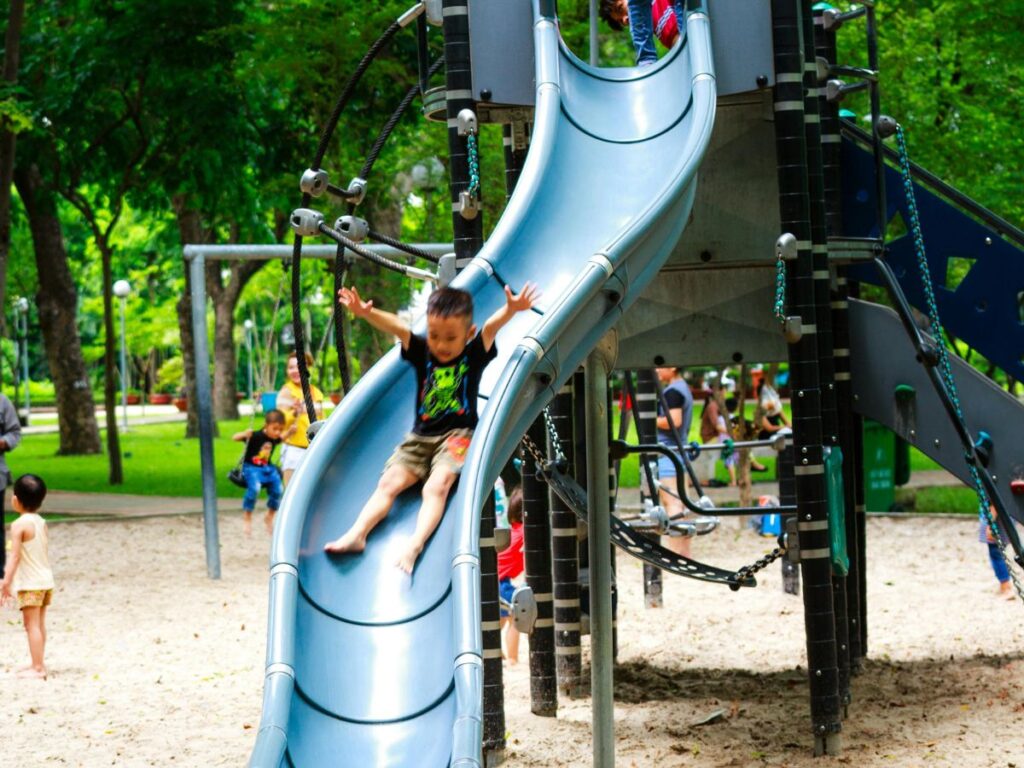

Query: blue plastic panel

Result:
[842,135,1024,381]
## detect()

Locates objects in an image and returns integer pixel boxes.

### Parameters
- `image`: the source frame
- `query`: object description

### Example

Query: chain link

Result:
[542,407,568,465]
[773,251,787,323]
[731,545,787,591]
[466,133,480,198]
[520,432,547,469]
[895,124,1024,603]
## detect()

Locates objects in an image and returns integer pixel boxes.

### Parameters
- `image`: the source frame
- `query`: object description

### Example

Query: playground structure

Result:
[175,1,1024,766]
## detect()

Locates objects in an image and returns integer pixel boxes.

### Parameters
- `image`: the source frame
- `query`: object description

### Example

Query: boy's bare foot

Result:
[324,530,366,555]
[264,511,275,535]
[243,513,253,537]
[16,667,46,680]
[396,541,424,575]
[999,582,1015,600]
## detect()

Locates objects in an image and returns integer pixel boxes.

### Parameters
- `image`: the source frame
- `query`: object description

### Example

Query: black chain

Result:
[729,544,787,592]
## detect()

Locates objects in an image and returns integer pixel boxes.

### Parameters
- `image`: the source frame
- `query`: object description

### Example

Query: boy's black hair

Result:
[507,486,523,525]
[264,408,286,425]
[14,473,47,512]
[427,287,474,321]
[599,0,625,30]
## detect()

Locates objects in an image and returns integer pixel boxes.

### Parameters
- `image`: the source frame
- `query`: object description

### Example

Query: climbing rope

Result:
[467,132,481,198]
[773,249,787,323]
[895,124,1024,602]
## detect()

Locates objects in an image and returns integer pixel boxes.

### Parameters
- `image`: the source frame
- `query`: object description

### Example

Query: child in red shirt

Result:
[497,487,524,664]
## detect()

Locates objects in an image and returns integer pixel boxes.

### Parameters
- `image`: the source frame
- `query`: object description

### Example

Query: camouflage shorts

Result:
[384,428,474,480]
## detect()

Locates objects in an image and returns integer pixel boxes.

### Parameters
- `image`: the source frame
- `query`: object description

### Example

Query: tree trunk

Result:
[0,0,26,360]
[207,260,264,421]
[13,163,101,454]
[173,201,206,439]
[96,232,124,484]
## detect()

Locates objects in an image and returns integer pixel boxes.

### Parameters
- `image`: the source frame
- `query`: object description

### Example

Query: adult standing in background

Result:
[655,366,694,557]
[0,392,23,572]
[276,352,324,487]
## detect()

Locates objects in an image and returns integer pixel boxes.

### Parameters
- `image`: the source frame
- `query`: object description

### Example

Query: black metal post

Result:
[778,444,800,595]
[503,121,532,198]
[479,493,505,757]
[801,0,849,714]
[815,6,864,677]
[635,369,663,607]
[771,0,842,754]
[523,417,558,716]
[549,384,584,698]
[442,0,483,269]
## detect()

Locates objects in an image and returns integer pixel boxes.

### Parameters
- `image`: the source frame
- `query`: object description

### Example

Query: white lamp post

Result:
[113,280,131,430]
[243,319,254,400]
[15,297,29,424]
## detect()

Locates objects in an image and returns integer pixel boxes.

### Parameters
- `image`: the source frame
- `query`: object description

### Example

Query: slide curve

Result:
[249,3,716,766]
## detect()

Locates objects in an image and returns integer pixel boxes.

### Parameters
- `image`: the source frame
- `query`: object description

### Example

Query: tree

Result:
[0,0,27,352]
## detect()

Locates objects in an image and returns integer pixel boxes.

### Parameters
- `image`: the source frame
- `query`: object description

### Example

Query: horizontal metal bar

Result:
[183,242,453,261]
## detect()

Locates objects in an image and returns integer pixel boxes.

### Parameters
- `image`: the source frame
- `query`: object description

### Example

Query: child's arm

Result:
[232,428,253,442]
[481,283,540,351]
[0,520,24,601]
[338,286,411,348]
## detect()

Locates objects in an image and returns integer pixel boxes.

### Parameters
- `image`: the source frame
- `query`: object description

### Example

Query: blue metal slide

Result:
[249,3,716,766]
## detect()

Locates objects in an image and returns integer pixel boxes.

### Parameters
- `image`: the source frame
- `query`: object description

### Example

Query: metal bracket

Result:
[784,516,801,564]
[437,253,457,287]
[510,120,529,152]
[289,208,325,238]
[345,177,368,207]
[424,0,443,26]
[458,190,480,220]
[510,585,538,634]
[776,232,798,261]
[306,419,326,443]
[456,108,478,137]
[826,78,869,103]
[784,316,803,344]
[299,168,329,197]
[334,215,369,244]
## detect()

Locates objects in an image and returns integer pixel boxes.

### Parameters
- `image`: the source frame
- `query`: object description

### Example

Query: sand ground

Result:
[2,511,1022,767]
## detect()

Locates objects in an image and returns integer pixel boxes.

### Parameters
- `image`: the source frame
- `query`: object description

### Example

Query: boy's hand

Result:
[504,282,540,314]
[338,286,373,319]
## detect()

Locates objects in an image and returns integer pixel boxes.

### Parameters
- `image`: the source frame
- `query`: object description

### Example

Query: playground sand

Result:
[2,512,1022,766]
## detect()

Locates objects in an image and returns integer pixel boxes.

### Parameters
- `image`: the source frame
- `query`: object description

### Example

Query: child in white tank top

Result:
[1,474,53,679]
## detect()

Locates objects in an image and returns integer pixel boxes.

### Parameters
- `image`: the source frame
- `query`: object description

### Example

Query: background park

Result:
[1,1,1023,767]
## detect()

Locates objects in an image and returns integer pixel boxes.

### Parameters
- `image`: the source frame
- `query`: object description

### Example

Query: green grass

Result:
[8,420,253,499]
[895,485,980,515]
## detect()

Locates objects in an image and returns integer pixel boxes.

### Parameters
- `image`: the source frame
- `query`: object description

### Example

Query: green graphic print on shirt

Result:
[420,357,470,423]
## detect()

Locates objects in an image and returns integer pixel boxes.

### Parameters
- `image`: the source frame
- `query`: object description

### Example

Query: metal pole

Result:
[189,254,221,579]
[522,417,557,716]
[585,349,614,768]
[246,326,254,400]
[589,0,599,66]
[20,308,29,421]
[119,296,129,431]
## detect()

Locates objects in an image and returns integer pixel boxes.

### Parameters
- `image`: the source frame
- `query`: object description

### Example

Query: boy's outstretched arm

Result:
[338,286,412,348]
[232,428,253,442]
[482,282,540,351]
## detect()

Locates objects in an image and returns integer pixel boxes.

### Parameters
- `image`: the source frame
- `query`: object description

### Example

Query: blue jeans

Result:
[242,462,282,512]
[627,0,686,66]
[989,541,1010,583]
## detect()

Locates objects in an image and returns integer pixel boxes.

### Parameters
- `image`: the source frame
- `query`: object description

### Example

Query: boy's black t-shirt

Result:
[402,332,497,436]
[244,429,281,466]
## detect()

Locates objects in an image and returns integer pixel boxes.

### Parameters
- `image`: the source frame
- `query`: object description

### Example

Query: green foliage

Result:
[156,356,184,394]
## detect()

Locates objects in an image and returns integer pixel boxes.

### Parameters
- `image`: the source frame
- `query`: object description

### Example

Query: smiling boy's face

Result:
[426,313,476,364]
[264,421,284,440]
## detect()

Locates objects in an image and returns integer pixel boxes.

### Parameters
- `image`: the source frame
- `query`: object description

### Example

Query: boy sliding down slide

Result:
[324,282,539,574]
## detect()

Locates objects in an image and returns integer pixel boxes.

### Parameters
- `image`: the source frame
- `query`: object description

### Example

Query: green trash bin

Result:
[862,419,895,512]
